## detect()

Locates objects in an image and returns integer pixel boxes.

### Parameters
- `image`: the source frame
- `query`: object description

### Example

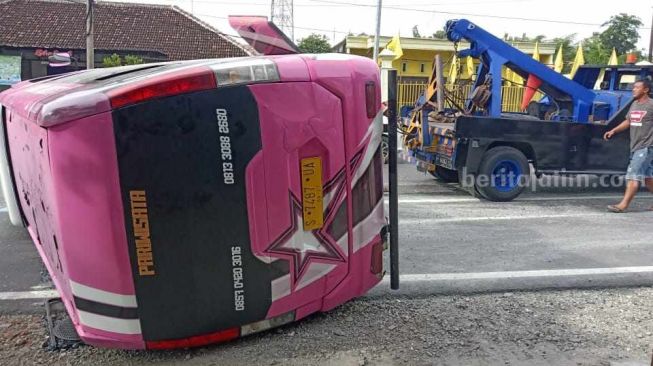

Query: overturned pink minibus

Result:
[0,50,388,349]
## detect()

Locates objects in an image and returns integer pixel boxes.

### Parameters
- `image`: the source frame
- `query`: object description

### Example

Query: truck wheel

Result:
[476,146,529,202]
[381,135,389,164]
[429,166,459,183]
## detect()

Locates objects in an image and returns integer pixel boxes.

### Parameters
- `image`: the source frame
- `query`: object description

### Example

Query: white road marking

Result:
[396,197,480,204]
[29,284,53,290]
[401,212,606,224]
[0,207,7,213]
[391,195,653,204]
[5,266,653,301]
[0,290,59,300]
[383,266,653,283]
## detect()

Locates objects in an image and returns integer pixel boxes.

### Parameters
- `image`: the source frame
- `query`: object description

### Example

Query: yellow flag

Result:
[448,55,459,85]
[507,43,523,84]
[554,45,564,73]
[511,68,523,85]
[386,34,403,61]
[532,42,540,62]
[608,48,618,65]
[466,56,475,79]
[569,43,585,78]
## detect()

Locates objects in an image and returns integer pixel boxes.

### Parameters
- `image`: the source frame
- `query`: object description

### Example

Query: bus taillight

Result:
[365,81,378,118]
[108,69,217,109]
[145,327,240,350]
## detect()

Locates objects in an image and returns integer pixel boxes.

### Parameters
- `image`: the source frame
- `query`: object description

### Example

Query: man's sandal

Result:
[607,205,626,213]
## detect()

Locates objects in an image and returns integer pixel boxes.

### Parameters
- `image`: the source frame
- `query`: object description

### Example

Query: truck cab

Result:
[575,64,653,114]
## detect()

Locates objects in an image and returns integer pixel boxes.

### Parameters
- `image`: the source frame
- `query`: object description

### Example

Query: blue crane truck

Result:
[403,19,653,201]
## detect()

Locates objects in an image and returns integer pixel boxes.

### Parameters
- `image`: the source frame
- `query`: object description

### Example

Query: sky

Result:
[109,0,652,51]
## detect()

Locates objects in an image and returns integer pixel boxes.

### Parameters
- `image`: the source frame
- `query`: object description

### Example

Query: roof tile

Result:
[0,0,251,60]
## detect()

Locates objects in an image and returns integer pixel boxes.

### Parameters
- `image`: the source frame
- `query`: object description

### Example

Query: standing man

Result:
[604,79,653,213]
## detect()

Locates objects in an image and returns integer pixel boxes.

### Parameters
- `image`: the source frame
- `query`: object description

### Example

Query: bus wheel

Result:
[476,146,529,202]
[429,166,459,183]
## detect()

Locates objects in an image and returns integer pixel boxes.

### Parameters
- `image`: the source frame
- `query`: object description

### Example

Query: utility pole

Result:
[649,11,653,62]
[372,0,382,63]
[86,0,94,69]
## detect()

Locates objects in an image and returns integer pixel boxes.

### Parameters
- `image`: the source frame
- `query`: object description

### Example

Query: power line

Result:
[123,0,651,31]
[179,0,336,6]
[104,0,651,30]
[195,13,354,34]
[305,0,652,29]
[189,0,532,6]
[307,0,602,25]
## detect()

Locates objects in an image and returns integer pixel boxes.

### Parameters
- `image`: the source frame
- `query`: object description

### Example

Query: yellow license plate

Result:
[300,157,324,231]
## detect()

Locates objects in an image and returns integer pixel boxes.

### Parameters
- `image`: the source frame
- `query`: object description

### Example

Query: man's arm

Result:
[604,119,631,140]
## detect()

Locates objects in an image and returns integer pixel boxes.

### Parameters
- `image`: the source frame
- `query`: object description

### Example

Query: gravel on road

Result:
[1,287,653,365]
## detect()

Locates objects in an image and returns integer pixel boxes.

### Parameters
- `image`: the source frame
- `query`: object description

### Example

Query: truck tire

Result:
[429,166,459,183]
[476,146,529,202]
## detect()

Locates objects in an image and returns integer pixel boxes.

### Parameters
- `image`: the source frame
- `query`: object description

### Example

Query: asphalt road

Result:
[0,162,652,314]
[1,160,653,365]
[374,162,653,296]
[389,163,653,274]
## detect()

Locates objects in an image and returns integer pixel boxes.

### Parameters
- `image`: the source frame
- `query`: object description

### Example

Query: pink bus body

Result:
[0,54,386,349]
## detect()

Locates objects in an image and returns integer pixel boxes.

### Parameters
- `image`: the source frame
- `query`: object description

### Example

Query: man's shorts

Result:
[625,147,653,182]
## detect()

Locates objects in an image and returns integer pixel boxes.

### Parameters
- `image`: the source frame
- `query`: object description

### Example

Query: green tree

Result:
[584,33,611,65]
[102,53,122,67]
[412,25,421,38]
[432,30,446,39]
[504,34,546,43]
[124,55,144,65]
[532,35,546,43]
[599,13,643,55]
[298,33,332,53]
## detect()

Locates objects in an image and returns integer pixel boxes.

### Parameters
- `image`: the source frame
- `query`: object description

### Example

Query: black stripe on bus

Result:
[73,296,139,320]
